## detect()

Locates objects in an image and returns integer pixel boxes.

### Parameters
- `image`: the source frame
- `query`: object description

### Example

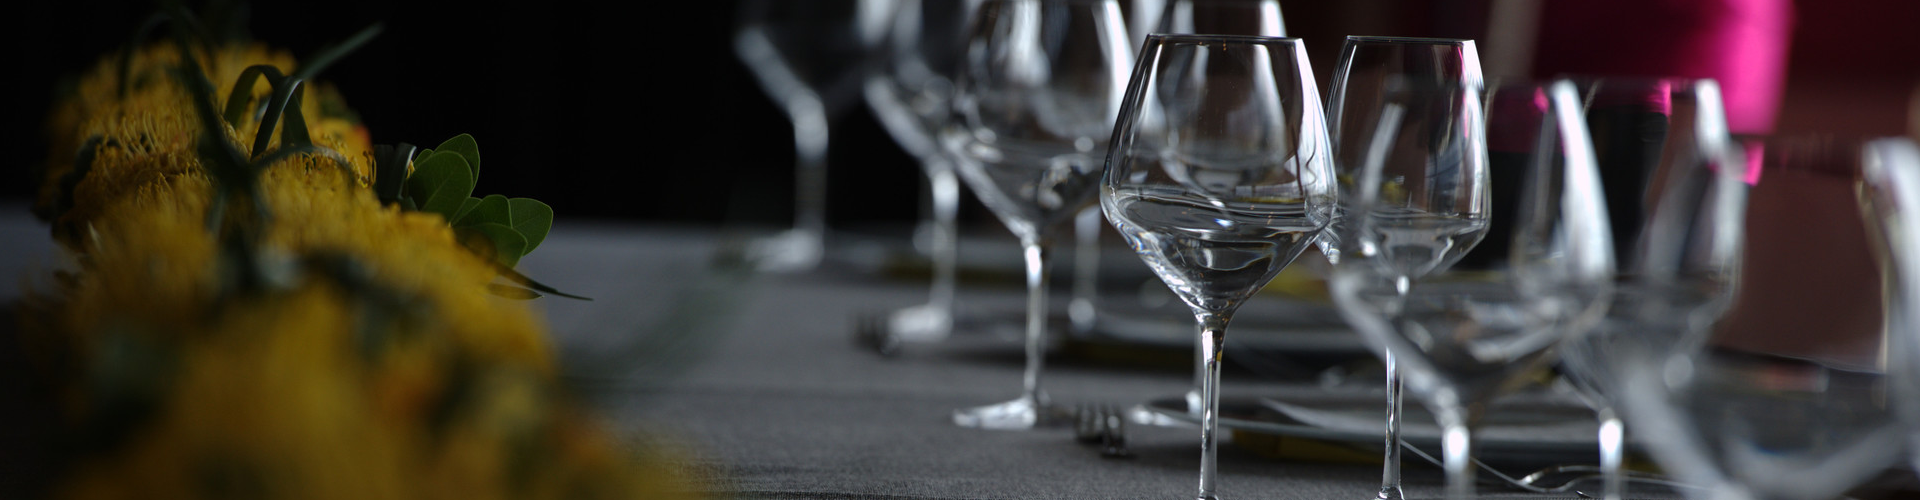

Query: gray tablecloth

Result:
[507,223,1590,500]
[0,208,1594,499]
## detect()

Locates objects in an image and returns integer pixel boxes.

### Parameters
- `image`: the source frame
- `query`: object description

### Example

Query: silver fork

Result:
[1397,441,1689,496]
[1075,403,1133,459]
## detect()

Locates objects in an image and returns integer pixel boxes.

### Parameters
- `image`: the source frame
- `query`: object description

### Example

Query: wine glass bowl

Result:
[950,0,1131,242]
[1102,33,1334,500]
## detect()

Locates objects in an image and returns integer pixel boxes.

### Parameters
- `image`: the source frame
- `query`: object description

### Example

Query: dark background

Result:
[5,1,1919,229]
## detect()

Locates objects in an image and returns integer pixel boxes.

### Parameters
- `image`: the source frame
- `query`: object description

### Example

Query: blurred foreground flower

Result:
[16,12,697,500]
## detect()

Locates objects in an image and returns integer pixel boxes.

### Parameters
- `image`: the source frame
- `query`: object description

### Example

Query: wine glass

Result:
[864,0,977,343]
[1615,136,1913,500]
[1323,35,1483,500]
[1330,79,1614,500]
[1552,77,1748,500]
[735,0,893,272]
[1861,137,1920,473]
[1113,0,1290,420]
[1102,34,1336,499]
[945,0,1133,430]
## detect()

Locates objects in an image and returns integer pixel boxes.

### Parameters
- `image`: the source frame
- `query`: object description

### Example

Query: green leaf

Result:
[458,223,526,267]
[403,153,473,220]
[505,198,553,255]
[434,134,481,179]
[456,194,510,228]
[414,148,435,167]
[486,283,542,300]
[451,197,482,224]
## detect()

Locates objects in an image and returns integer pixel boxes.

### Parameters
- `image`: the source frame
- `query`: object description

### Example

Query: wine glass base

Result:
[887,303,952,343]
[953,396,1058,430]
[1374,486,1404,500]
[745,228,824,273]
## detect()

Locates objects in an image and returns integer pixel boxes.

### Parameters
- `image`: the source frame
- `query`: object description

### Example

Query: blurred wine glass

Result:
[1331,80,1613,500]
[1553,77,1748,500]
[1861,137,1920,475]
[735,0,893,272]
[1323,35,1482,500]
[1103,34,1335,500]
[1616,136,1914,500]
[946,0,1132,430]
[864,0,977,343]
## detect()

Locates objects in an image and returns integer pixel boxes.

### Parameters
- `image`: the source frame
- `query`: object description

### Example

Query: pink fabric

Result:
[1531,0,1794,136]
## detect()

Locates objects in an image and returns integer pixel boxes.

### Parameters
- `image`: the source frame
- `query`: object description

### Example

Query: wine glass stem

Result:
[1188,322,1205,414]
[1380,276,1410,500]
[927,159,960,313]
[1437,405,1474,500]
[1379,353,1404,500]
[1019,237,1052,406]
[1196,312,1231,500]
[790,101,830,241]
[1598,405,1624,500]
[1070,206,1102,332]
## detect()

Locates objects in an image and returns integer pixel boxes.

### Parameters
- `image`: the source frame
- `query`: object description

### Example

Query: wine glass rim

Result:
[1343,35,1474,45]
[1144,33,1301,45]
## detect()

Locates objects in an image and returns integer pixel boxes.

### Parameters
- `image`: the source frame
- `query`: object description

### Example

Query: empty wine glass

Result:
[1860,137,1920,474]
[1330,80,1614,500]
[736,0,893,272]
[864,0,978,342]
[1553,78,1749,500]
[1117,0,1289,421]
[945,0,1133,430]
[1324,35,1483,500]
[1103,34,1336,499]
[1616,136,1913,500]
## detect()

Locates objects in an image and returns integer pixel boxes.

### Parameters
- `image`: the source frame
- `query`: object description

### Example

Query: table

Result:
[511,222,1586,500]
[0,208,1623,499]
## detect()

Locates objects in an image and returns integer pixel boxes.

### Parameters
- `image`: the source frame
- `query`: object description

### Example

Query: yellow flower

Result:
[29,39,697,499]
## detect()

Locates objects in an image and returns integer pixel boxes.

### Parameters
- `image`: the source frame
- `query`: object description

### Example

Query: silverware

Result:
[1398,440,1688,497]
[852,312,901,356]
[1075,403,1132,459]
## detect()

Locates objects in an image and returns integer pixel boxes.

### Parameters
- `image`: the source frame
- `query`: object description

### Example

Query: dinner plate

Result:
[1140,385,1607,465]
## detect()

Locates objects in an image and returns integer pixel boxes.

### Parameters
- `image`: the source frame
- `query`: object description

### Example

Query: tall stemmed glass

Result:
[736,0,892,272]
[865,0,977,342]
[1614,136,1913,500]
[1330,80,1614,500]
[946,0,1133,429]
[1119,0,1289,419]
[1554,78,1748,500]
[1323,36,1482,500]
[1862,138,1920,473]
[1103,34,1335,499]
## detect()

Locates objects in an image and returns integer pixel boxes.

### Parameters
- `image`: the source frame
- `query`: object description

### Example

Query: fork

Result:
[1397,440,1689,496]
[1075,403,1133,459]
